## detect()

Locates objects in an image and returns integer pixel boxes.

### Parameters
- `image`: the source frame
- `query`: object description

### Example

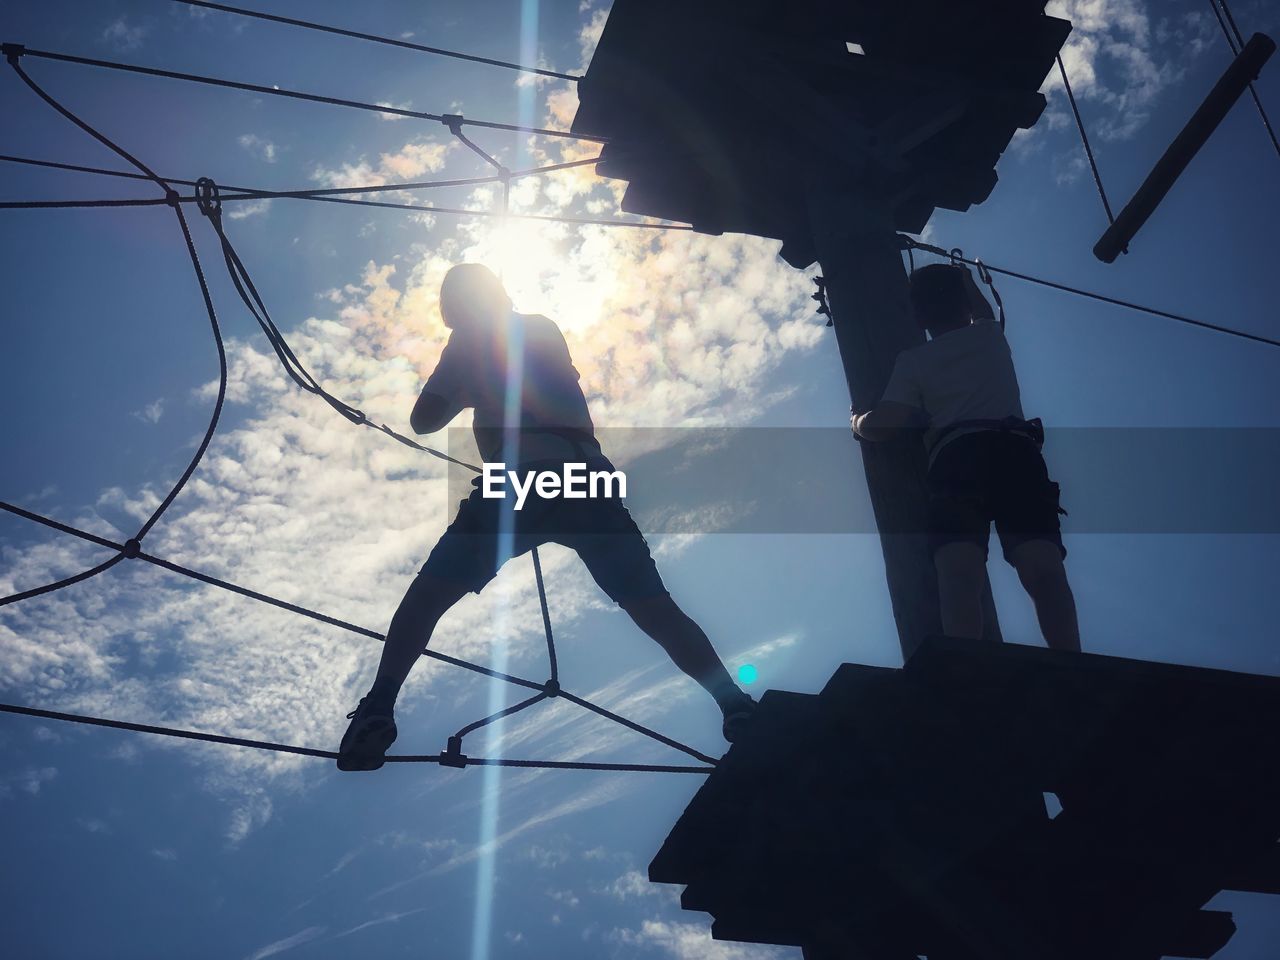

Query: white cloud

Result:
[578,8,609,67]
[0,766,56,799]
[604,869,676,902]
[374,101,414,121]
[323,848,361,878]
[1039,0,1217,146]
[312,141,451,189]
[613,920,795,960]
[242,926,326,960]
[226,789,273,844]
[374,779,632,897]
[102,18,148,52]
[133,398,165,425]
[331,909,426,940]
[227,199,272,221]
[524,844,571,868]
[515,58,561,90]
[547,888,581,908]
[109,741,141,762]
[238,135,278,164]
[152,847,179,860]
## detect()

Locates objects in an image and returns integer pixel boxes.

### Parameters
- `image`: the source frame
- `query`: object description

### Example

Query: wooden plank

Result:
[649,643,1280,959]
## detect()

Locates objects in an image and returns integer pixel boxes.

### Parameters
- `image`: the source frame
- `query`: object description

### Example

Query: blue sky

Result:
[2,1,1279,958]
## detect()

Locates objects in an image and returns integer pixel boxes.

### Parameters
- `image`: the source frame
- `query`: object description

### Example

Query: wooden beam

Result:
[1095,32,1276,263]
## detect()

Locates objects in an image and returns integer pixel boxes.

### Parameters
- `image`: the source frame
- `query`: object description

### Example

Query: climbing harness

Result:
[928,416,1046,458]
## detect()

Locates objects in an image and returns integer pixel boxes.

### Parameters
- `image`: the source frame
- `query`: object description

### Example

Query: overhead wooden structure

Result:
[571,0,1071,267]
[650,638,1280,959]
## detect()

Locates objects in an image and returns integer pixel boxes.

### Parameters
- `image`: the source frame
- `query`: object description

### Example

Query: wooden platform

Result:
[571,0,1071,266]
[650,638,1280,959]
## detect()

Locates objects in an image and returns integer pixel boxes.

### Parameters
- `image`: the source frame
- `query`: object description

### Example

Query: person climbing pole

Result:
[851,263,1081,653]
[338,264,755,770]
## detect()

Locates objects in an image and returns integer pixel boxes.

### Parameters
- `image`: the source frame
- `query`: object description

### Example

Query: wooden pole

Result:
[808,187,1002,659]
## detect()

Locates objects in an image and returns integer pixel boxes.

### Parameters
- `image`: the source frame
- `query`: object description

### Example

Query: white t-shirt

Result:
[880,320,1024,459]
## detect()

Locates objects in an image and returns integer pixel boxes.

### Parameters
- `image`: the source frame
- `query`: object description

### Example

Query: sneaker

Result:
[721,694,757,743]
[337,698,397,772]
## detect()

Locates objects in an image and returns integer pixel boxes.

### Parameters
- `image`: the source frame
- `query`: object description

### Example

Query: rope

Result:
[0,152,605,194]
[532,548,558,684]
[901,236,1280,350]
[0,53,716,776]
[559,692,721,766]
[0,152,605,200]
[0,196,176,209]
[0,189,694,230]
[1055,54,1116,226]
[0,555,126,608]
[0,500,541,690]
[1209,0,1280,159]
[0,702,712,774]
[2,46,606,143]
[193,178,482,472]
[172,0,581,83]
[0,154,689,230]
[2,51,229,603]
[452,692,549,742]
[0,502,719,765]
[1216,0,1247,46]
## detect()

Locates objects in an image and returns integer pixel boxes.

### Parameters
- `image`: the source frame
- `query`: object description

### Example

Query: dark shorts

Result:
[927,431,1066,564]
[420,458,667,605]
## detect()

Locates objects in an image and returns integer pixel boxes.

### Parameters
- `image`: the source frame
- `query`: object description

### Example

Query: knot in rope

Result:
[121,538,142,559]
[543,678,561,698]
[195,177,221,219]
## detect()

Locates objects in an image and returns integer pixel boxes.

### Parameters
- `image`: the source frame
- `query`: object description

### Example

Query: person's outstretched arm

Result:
[410,334,468,434]
[410,389,463,435]
[852,402,924,441]
[851,349,926,442]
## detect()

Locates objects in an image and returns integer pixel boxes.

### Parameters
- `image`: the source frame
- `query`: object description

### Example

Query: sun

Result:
[464,217,617,337]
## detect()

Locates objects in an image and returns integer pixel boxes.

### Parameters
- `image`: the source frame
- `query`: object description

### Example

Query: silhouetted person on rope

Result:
[338,264,756,771]
[851,264,1081,653]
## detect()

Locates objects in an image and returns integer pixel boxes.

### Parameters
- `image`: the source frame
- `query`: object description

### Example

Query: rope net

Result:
[0,50,718,776]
